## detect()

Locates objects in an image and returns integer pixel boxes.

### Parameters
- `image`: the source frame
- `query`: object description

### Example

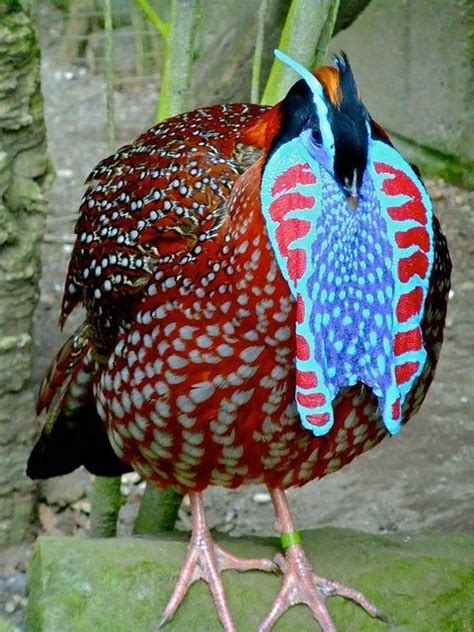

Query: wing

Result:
[61,103,267,357]
[28,103,271,480]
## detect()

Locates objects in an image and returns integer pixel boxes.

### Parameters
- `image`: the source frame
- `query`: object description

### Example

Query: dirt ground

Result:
[1,4,473,629]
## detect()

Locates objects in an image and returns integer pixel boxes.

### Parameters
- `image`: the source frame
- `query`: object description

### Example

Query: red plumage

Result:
[42,100,448,493]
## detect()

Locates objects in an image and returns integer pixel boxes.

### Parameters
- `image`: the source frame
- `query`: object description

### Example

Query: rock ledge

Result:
[26,528,473,631]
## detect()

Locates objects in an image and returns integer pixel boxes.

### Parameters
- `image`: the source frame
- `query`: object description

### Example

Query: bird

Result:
[28,50,451,632]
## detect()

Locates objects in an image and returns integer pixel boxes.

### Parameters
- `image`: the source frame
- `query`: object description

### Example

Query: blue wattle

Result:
[308,169,398,410]
[260,138,433,438]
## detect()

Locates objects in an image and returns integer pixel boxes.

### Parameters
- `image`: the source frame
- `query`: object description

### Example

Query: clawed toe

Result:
[260,544,383,632]
[260,489,384,632]
[314,573,385,621]
[160,492,276,631]
[160,538,276,631]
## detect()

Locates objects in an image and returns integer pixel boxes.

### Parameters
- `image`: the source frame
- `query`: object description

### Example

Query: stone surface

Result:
[332,0,474,186]
[26,529,474,631]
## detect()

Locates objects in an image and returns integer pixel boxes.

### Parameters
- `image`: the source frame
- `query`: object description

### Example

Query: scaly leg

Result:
[160,491,277,632]
[259,488,386,632]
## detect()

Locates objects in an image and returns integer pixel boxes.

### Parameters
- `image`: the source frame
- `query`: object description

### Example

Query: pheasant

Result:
[28,51,451,631]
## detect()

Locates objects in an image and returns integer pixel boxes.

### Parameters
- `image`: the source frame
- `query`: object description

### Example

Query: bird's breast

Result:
[94,209,392,493]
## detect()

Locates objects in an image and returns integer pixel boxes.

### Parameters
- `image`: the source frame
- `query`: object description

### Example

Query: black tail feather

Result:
[27,403,132,479]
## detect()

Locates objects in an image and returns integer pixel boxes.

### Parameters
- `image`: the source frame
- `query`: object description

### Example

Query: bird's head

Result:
[267,50,369,209]
[260,50,435,439]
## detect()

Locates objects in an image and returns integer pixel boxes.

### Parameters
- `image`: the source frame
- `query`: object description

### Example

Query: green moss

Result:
[466,0,474,63]
[0,619,14,632]
[26,529,474,632]
[0,0,23,14]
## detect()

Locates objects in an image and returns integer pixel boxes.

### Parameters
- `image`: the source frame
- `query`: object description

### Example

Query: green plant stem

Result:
[135,0,169,39]
[89,476,123,538]
[251,0,268,103]
[261,0,337,105]
[134,485,182,535]
[86,0,123,541]
[131,3,145,77]
[156,0,198,122]
[103,0,115,150]
[313,0,340,68]
[131,0,199,533]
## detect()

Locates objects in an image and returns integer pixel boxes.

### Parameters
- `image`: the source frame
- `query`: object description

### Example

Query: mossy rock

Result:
[26,529,474,631]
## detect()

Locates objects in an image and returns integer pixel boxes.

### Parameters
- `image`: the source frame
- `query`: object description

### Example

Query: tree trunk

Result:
[0,2,52,550]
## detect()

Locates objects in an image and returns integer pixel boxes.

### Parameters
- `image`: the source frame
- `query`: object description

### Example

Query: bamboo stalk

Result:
[156,0,198,122]
[131,0,199,533]
[251,0,268,103]
[103,0,115,150]
[261,0,336,105]
[131,3,146,78]
[313,0,340,68]
[134,485,182,536]
[89,476,124,538]
[135,0,169,39]
[87,0,122,539]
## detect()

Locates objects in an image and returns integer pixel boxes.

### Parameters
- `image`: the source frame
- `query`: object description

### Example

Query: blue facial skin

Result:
[301,128,333,177]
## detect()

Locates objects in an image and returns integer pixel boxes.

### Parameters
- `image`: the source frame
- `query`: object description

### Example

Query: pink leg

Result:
[259,488,386,632]
[159,491,277,631]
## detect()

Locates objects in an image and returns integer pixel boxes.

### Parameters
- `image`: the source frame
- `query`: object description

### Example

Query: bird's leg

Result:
[159,491,277,632]
[259,487,385,632]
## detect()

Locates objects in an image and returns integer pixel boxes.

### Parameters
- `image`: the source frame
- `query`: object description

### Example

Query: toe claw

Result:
[273,552,286,572]
[260,544,382,632]
[376,610,389,623]
[160,534,275,630]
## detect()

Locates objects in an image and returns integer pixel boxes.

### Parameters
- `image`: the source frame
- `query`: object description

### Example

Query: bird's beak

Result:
[346,169,359,210]
[348,194,358,210]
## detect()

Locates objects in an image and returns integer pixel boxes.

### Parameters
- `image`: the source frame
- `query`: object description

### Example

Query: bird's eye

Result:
[311,128,322,146]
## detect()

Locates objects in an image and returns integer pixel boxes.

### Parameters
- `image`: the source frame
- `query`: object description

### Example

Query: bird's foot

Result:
[258,544,385,632]
[159,515,277,631]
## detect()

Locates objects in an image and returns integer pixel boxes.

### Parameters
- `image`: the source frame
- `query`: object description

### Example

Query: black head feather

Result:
[330,52,368,195]
[267,78,318,160]
[265,52,370,198]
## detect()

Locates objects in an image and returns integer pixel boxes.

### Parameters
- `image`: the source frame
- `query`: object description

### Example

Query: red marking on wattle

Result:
[268,192,314,222]
[271,163,317,196]
[297,392,326,408]
[388,200,427,225]
[287,249,307,282]
[395,361,420,384]
[296,370,319,389]
[275,219,311,256]
[394,327,423,355]
[296,294,305,324]
[398,251,429,282]
[306,412,330,427]
[391,398,401,420]
[296,334,310,361]
[396,287,424,322]
[395,227,430,252]
[375,162,427,224]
